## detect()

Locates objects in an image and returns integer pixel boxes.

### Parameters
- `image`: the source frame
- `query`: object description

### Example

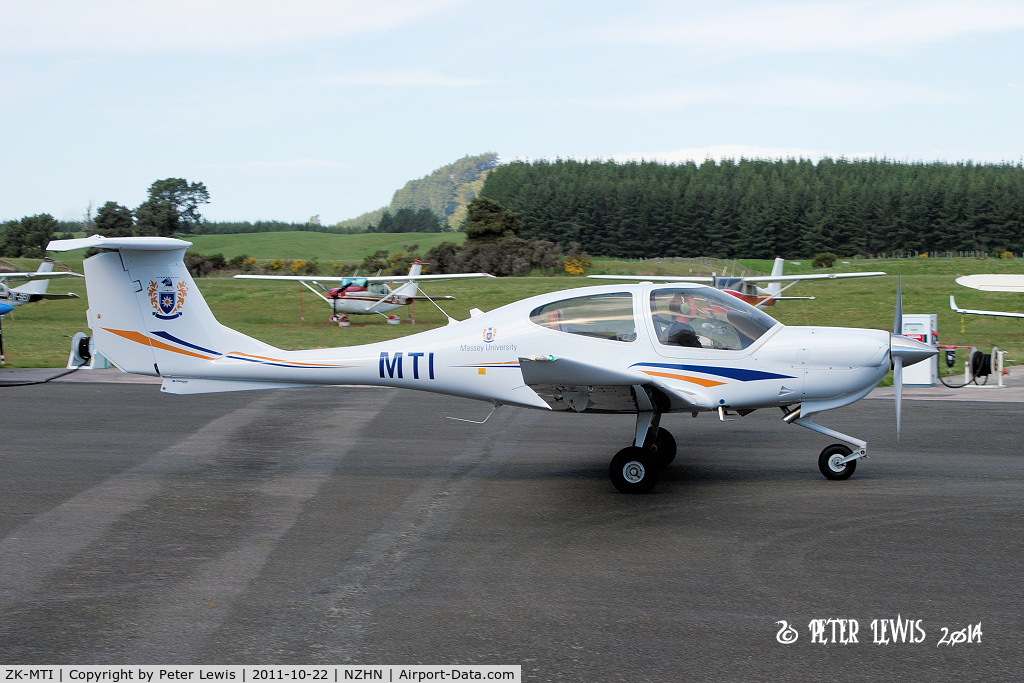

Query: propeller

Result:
[893,272,903,440]
[889,272,938,441]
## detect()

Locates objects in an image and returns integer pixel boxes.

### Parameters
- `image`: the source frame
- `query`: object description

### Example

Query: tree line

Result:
[479,158,1024,258]
[1,178,211,257]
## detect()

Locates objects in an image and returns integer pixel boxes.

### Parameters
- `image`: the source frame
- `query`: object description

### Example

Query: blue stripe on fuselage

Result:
[630,362,793,381]
[152,331,220,356]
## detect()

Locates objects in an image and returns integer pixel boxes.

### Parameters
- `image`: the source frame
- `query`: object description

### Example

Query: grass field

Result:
[40,231,469,265]
[3,251,1024,373]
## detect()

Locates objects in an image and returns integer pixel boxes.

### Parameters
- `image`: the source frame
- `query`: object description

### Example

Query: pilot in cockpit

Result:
[664,293,703,347]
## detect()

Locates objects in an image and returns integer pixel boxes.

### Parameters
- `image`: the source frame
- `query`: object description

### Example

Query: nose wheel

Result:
[818,444,856,480]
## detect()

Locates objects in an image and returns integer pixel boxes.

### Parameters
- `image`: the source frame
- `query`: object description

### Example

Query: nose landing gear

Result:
[818,444,857,480]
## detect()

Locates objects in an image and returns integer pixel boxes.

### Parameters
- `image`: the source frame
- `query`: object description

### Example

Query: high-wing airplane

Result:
[47,235,934,493]
[950,274,1024,318]
[0,258,84,363]
[589,257,886,308]
[234,259,495,326]
[0,258,83,315]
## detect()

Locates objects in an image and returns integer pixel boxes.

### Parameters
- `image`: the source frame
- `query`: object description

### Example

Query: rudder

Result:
[48,236,277,376]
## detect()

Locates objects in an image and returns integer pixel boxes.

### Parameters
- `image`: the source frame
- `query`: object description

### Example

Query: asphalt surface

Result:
[1,378,1022,680]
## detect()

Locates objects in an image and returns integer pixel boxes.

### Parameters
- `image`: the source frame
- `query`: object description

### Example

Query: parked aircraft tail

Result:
[766,257,784,299]
[11,259,55,295]
[46,235,278,378]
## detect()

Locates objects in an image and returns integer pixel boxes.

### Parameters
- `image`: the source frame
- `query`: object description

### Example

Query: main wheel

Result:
[818,444,856,481]
[649,427,676,469]
[609,447,659,494]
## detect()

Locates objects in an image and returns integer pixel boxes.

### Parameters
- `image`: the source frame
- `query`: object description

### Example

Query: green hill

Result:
[335,153,499,230]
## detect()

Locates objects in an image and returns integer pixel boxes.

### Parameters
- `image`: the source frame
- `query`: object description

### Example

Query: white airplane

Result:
[47,235,934,493]
[0,259,84,363]
[235,260,495,326]
[950,274,1024,318]
[0,258,83,316]
[589,257,885,308]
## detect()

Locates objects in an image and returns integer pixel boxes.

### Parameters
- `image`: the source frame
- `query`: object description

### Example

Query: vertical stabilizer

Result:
[11,260,55,295]
[767,257,785,298]
[47,236,278,377]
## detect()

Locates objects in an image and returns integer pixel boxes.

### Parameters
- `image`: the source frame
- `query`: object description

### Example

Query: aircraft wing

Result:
[235,273,495,283]
[587,275,715,283]
[0,271,84,282]
[738,271,885,283]
[587,272,884,284]
[950,295,1024,318]
[955,274,1024,293]
[518,355,714,413]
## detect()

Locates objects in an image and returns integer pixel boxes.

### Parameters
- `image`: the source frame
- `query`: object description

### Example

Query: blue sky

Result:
[2,0,1023,224]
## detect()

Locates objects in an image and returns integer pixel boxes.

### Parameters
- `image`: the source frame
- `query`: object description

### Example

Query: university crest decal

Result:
[148,277,188,320]
[482,327,497,343]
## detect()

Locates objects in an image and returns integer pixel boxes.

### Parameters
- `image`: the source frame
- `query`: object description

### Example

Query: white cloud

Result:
[591,1,1024,55]
[309,69,493,88]
[0,0,467,53]
[580,76,953,111]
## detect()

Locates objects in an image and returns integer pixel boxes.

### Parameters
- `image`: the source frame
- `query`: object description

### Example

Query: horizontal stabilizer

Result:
[29,292,80,300]
[160,377,316,395]
[47,235,192,252]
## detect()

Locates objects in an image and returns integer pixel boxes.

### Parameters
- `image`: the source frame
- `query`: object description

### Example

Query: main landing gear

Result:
[609,405,870,492]
[609,410,676,494]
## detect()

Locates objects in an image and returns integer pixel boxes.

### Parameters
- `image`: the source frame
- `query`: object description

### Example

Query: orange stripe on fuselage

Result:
[225,351,344,368]
[641,370,726,387]
[102,328,215,359]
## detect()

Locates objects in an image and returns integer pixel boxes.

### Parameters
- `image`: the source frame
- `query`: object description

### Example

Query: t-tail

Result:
[45,236,550,408]
[46,236,284,383]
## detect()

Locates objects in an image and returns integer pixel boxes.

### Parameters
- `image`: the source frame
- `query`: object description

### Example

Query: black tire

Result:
[649,427,677,469]
[818,444,856,481]
[610,447,659,494]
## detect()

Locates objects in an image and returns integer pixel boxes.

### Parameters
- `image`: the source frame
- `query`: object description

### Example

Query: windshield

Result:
[650,287,777,350]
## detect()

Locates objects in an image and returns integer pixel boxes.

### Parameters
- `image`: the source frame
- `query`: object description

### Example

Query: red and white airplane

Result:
[589,257,885,308]
[235,260,494,326]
